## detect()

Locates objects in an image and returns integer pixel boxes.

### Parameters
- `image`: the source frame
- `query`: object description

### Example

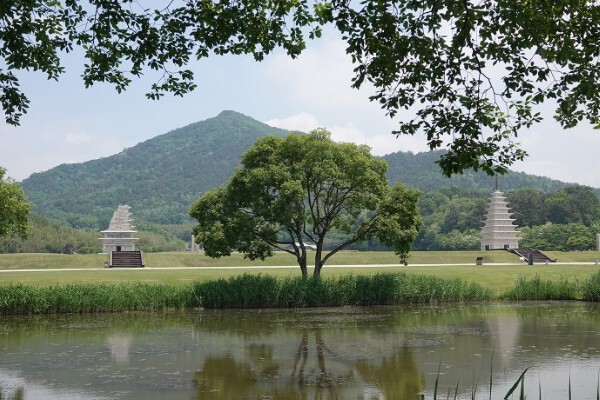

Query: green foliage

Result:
[190,129,422,276]
[4,2,598,174]
[0,167,30,239]
[0,273,494,314]
[21,112,589,238]
[502,276,580,301]
[0,214,100,254]
[193,273,494,309]
[384,151,573,194]
[328,0,599,174]
[415,184,600,251]
[0,283,196,314]
[581,271,600,302]
[506,188,547,227]
[414,187,486,251]
[0,215,187,254]
[22,111,289,228]
[520,223,600,251]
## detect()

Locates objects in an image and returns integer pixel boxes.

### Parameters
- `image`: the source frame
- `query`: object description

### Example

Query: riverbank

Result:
[1,271,599,315]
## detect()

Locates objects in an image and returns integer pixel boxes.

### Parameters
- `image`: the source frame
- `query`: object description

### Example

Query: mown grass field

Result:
[0,250,599,291]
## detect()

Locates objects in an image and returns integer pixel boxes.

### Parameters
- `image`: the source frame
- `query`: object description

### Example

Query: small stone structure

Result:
[481,190,520,250]
[99,205,138,253]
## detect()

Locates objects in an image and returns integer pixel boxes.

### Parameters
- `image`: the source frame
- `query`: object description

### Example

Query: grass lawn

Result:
[2,249,596,270]
[0,250,599,291]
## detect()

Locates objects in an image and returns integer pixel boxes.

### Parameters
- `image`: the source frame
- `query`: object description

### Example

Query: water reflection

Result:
[194,327,424,400]
[355,348,424,400]
[0,303,599,399]
[106,334,133,365]
[0,386,24,400]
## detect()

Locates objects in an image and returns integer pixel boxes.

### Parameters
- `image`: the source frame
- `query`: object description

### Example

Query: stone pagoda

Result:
[480,189,520,251]
[99,205,138,253]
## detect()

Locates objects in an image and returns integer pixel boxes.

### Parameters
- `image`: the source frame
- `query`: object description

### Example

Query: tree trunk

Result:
[297,250,308,279]
[313,242,324,277]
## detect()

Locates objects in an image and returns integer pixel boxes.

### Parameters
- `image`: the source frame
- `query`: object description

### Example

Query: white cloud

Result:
[0,125,128,181]
[265,112,319,133]
[266,112,430,156]
[511,124,600,187]
[328,124,430,156]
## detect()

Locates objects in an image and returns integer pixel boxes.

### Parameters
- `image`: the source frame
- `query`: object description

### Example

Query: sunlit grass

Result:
[1,251,600,293]
[3,250,600,270]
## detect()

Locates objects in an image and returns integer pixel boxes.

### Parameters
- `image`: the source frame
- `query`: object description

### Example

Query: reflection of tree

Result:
[195,329,355,399]
[0,386,24,400]
[355,347,425,400]
[194,329,422,399]
[194,355,259,399]
[292,330,350,399]
[194,342,282,399]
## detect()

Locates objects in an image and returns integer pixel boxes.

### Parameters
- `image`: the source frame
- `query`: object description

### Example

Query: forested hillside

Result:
[383,150,573,193]
[16,110,600,255]
[22,111,586,231]
[22,111,288,228]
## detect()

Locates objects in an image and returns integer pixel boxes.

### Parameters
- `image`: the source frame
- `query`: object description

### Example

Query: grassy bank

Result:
[1,271,600,315]
[0,272,494,314]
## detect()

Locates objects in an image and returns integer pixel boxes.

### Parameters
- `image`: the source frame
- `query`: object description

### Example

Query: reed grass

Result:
[581,271,600,301]
[0,272,493,314]
[0,282,197,314]
[194,273,495,309]
[502,275,580,300]
[3,270,600,314]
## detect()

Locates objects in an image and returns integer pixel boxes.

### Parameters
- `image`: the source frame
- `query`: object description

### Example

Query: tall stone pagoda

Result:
[99,205,138,253]
[481,187,520,251]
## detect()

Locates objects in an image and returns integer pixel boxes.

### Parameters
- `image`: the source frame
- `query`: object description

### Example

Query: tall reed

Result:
[502,275,579,301]
[0,283,197,314]
[581,271,600,301]
[193,273,494,309]
[10,270,600,314]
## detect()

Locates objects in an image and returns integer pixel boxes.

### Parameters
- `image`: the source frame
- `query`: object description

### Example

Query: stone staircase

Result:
[110,251,144,268]
[510,248,556,264]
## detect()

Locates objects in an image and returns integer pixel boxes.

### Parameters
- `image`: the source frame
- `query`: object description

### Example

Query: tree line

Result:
[0,215,188,254]
[414,185,600,251]
[3,180,599,255]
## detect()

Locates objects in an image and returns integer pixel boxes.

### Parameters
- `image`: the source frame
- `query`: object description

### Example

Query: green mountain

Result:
[22,111,288,228]
[383,150,573,194]
[22,110,587,229]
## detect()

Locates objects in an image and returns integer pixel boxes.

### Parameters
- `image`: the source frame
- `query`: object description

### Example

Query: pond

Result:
[0,302,599,399]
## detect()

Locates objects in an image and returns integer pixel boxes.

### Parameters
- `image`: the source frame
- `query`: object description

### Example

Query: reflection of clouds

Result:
[486,315,521,366]
[106,334,133,365]
[0,368,110,400]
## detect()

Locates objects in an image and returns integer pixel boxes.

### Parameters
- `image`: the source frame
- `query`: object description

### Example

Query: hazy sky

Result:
[2,31,599,187]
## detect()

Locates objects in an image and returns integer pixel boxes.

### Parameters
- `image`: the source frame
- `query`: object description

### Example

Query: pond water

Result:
[0,302,599,399]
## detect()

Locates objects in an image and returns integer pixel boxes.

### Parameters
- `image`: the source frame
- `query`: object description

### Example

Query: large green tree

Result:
[0,167,30,239]
[2,1,598,175]
[189,129,421,277]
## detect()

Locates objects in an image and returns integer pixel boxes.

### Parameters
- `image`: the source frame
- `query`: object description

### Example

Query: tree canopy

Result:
[0,167,30,239]
[2,0,599,175]
[189,129,421,277]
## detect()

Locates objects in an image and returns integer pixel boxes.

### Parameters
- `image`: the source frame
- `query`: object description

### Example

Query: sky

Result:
[2,31,599,188]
